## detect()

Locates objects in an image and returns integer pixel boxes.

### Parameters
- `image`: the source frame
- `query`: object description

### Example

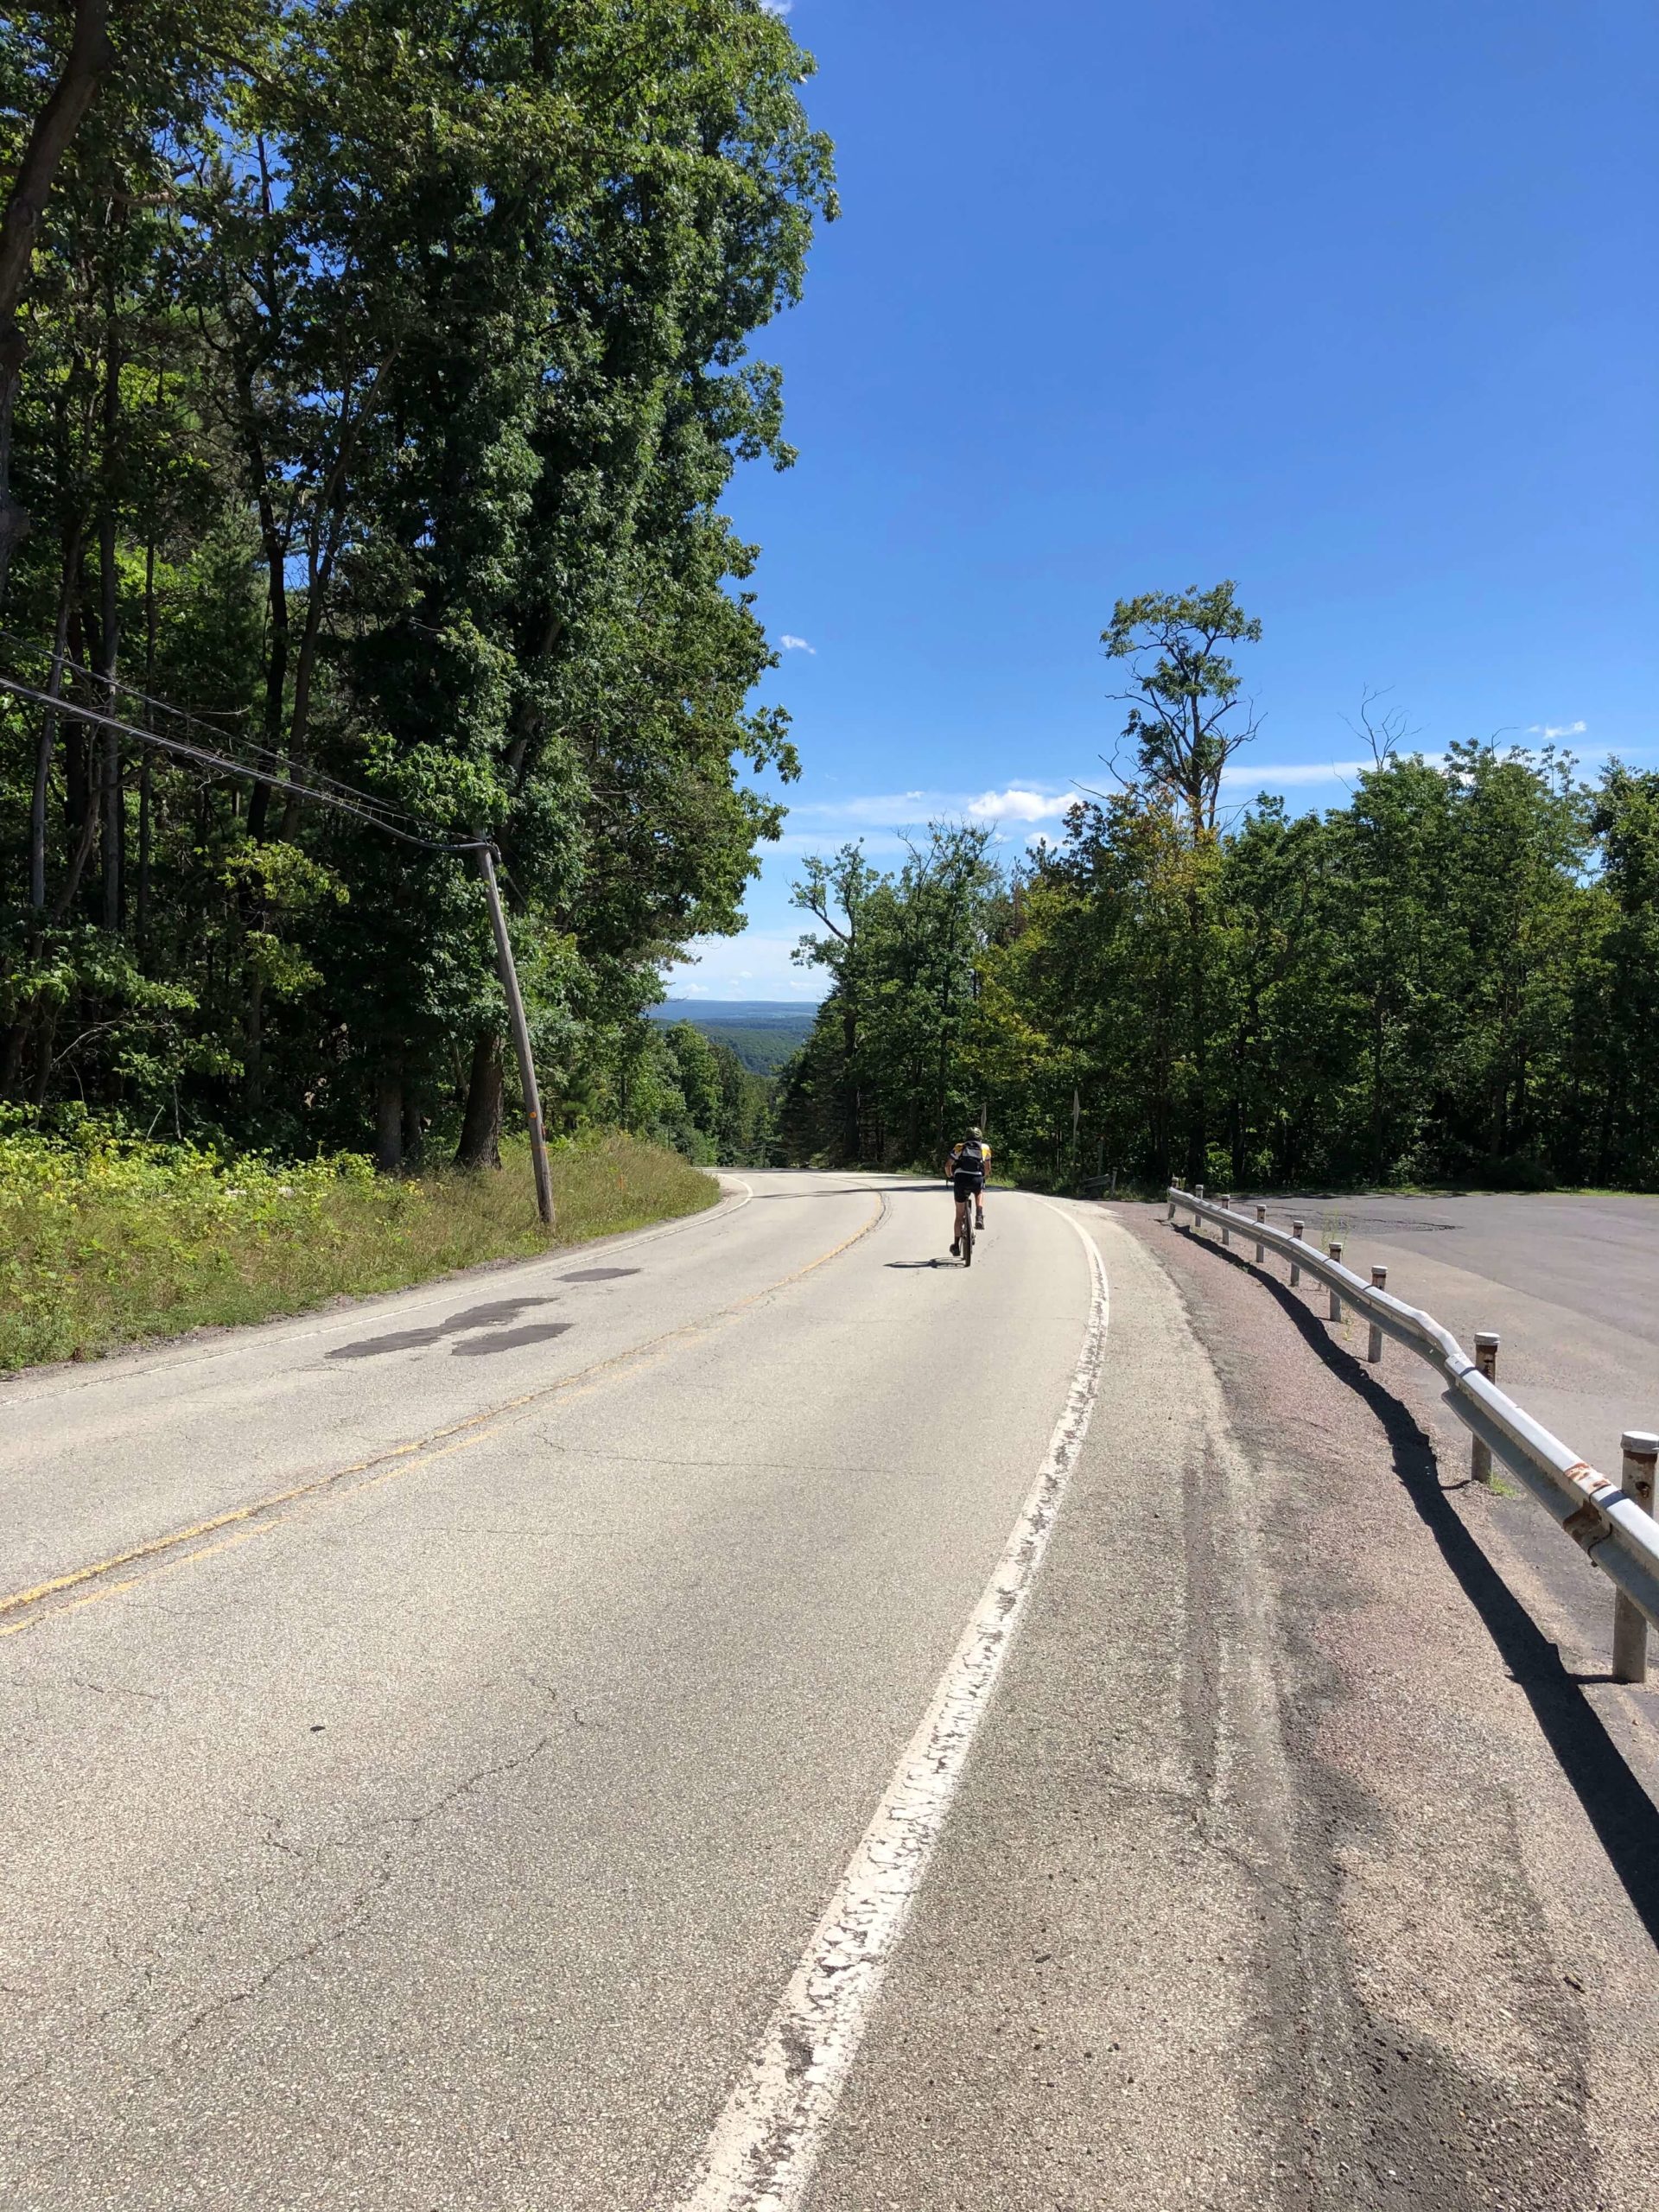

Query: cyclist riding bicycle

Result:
[945,1127,989,1257]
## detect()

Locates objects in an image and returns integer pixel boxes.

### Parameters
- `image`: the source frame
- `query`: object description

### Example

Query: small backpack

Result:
[956,1138,984,1173]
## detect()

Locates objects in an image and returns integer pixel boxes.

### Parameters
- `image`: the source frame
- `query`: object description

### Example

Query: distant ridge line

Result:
[649,1000,822,1022]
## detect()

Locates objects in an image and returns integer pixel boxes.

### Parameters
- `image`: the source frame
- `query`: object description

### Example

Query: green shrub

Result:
[0,1113,716,1370]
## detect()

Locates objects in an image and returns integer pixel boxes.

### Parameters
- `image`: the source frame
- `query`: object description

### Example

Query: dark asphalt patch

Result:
[326,1327,446,1361]
[442,1297,563,1328]
[327,1294,563,1360]
[451,1323,574,1357]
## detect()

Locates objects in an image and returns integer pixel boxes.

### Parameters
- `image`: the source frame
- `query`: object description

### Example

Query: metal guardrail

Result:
[1166,1182,1659,1682]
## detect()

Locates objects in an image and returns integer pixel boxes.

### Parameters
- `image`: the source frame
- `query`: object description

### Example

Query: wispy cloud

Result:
[785,786,1075,830]
[779,632,815,654]
[772,830,916,856]
[760,0,793,14]
[1221,758,1374,786]
[1527,719,1586,739]
[784,791,955,826]
[662,931,823,1001]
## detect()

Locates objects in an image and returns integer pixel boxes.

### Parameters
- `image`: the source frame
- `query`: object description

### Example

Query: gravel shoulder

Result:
[806,1200,1659,2211]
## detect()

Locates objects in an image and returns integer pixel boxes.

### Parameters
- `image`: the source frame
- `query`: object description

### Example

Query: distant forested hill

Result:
[648,1002,818,1076]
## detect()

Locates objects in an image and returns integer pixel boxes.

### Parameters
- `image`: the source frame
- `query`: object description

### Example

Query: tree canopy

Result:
[0,0,834,1167]
[780,589,1659,1194]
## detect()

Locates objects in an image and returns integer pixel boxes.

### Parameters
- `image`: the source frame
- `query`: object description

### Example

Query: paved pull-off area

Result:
[3,1173,1657,2209]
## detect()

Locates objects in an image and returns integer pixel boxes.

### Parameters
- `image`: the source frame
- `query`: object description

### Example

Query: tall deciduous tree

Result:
[1102,581,1262,836]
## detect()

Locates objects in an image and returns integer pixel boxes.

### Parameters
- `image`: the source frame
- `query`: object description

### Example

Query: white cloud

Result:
[760,0,793,13]
[784,786,1077,831]
[663,930,824,1001]
[779,632,815,654]
[968,786,1071,823]
[1527,720,1586,739]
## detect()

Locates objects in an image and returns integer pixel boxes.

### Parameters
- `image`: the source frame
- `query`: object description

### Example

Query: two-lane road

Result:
[6,1173,1659,2210]
[1,1173,1101,2209]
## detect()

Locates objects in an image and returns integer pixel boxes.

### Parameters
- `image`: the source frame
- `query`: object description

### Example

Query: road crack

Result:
[172,1730,557,2054]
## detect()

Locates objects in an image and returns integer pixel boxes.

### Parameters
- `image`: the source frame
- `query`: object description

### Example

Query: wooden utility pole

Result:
[476,844,554,1229]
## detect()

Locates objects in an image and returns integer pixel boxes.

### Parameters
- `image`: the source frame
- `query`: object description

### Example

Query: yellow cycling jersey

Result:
[947,1141,991,1175]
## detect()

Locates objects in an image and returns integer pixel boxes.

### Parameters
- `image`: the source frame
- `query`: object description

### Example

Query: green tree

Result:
[1102,581,1262,838]
[784,825,1001,1168]
[1,0,836,1175]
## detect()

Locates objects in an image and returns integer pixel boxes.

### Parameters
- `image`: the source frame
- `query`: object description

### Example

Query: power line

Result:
[2,668,553,1224]
[0,626,429,830]
[0,671,486,855]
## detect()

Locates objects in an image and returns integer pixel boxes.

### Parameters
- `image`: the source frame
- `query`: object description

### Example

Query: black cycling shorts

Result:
[952,1169,984,1201]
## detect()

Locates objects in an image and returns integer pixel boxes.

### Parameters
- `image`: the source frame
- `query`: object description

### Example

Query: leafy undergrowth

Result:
[0,1119,718,1371]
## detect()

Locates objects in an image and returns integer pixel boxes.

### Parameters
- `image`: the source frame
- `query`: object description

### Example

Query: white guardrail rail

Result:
[1166,1182,1659,1684]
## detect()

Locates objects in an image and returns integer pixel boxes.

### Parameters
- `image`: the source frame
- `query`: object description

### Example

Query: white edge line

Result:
[674,1204,1109,2212]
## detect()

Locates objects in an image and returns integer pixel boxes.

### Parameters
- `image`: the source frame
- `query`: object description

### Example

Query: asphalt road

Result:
[1236,1191,1659,1678]
[1274,1191,1659,1487]
[3,1174,1658,2209]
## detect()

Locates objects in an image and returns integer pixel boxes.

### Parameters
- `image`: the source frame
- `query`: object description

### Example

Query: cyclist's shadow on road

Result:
[886,1259,959,1270]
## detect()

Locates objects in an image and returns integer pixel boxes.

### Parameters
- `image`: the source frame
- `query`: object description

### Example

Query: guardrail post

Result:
[1167,1180,1179,1221]
[1368,1267,1386,1362]
[1470,1334,1499,1483]
[1192,1183,1204,1231]
[1611,1431,1659,1683]
[1327,1242,1343,1320]
[1220,1194,1232,1246]
[1290,1219,1304,1287]
[1254,1204,1266,1262]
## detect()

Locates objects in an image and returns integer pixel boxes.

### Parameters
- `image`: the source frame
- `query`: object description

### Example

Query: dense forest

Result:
[5,16,1651,1202]
[779,587,1659,1193]
[0,0,832,1171]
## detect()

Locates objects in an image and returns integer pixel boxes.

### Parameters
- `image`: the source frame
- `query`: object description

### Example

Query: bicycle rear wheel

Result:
[961,1211,974,1267]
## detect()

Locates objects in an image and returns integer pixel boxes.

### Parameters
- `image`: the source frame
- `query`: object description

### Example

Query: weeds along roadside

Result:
[0,1122,716,1372]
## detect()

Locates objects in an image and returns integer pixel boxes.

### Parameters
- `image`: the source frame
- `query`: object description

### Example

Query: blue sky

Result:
[665,0,1657,1001]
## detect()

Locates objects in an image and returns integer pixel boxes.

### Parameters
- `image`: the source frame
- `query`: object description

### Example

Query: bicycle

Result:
[950,1180,983,1266]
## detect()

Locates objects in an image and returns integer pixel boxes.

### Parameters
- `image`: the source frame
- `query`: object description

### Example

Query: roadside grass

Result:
[0,1122,717,1371]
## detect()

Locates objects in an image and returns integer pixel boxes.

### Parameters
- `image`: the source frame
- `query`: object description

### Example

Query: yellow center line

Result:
[1,1191,888,1640]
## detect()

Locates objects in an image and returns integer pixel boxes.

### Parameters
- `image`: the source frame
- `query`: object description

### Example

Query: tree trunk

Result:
[278,579,326,840]
[29,528,78,908]
[137,531,154,944]
[98,266,123,927]
[243,411,288,842]
[29,1003,59,1108]
[136,750,152,945]
[276,470,350,839]
[841,995,859,1163]
[99,508,122,927]
[52,801,98,921]
[2,1017,29,1096]
[375,1075,404,1176]
[244,975,264,1111]
[455,1032,504,1169]
[64,604,89,856]
[402,1094,424,1171]
[0,0,116,598]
